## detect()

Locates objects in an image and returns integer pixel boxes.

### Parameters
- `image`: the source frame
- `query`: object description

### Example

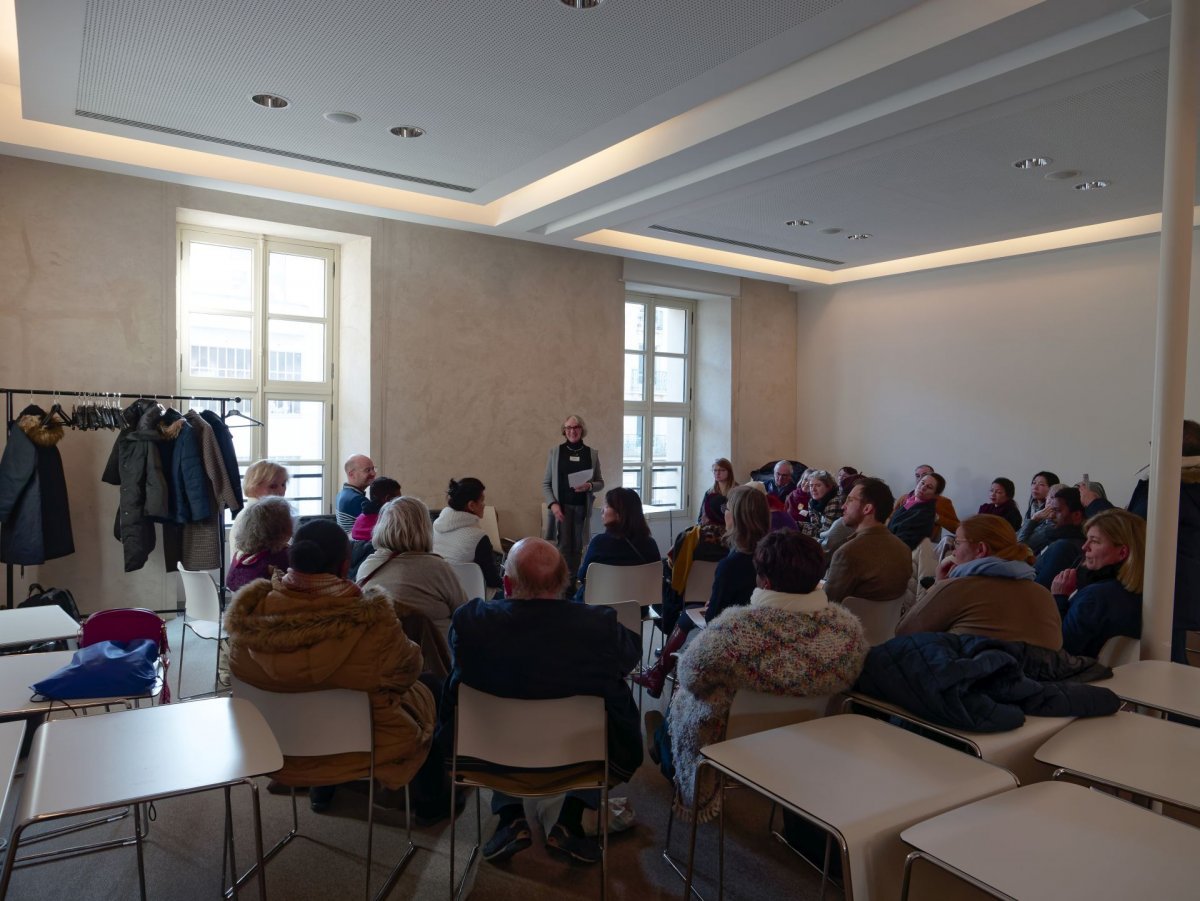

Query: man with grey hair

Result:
[1076,479,1113,519]
[336,454,377,532]
[437,538,640,865]
[763,460,797,500]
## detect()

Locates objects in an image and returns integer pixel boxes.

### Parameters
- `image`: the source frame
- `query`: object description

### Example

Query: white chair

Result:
[176,565,225,699]
[584,561,664,669]
[229,676,416,901]
[681,559,718,608]
[1098,634,1140,668]
[480,505,505,556]
[602,599,642,638]
[840,594,908,646]
[450,685,609,900]
[448,562,486,601]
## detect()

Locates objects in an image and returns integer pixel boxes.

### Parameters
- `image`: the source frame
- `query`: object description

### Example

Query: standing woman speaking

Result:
[542,414,604,586]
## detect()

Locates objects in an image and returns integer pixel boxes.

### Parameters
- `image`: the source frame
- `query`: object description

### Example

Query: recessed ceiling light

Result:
[250,93,289,109]
[785,219,813,227]
[389,125,425,138]
[1075,180,1110,190]
[846,234,872,240]
[559,0,604,8]
[324,111,360,125]
[821,227,843,235]
[1013,157,1052,169]
[1044,169,1081,181]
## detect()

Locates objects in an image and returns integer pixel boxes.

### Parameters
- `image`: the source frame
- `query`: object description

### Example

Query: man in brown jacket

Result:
[825,477,912,604]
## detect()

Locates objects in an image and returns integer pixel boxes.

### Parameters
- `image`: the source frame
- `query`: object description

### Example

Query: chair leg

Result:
[600,781,609,901]
[177,625,187,698]
[225,787,239,901]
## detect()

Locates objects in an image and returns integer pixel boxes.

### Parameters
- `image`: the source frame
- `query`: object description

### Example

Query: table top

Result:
[0,720,25,820]
[0,650,147,717]
[701,714,1017,841]
[1035,710,1200,811]
[1099,659,1200,720]
[0,606,78,648]
[16,697,282,823]
[901,781,1200,900]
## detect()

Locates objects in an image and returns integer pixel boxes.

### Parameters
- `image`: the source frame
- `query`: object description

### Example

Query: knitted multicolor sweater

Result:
[669,598,867,821]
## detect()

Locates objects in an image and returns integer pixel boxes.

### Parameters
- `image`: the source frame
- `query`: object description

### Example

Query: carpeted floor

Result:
[0,619,839,900]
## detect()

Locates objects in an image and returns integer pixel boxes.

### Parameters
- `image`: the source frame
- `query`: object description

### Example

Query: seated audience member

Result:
[699,458,737,524]
[1127,419,1200,663]
[645,530,867,821]
[978,477,1023,532]
[765,493,799,532]
[229,459,289,557]
[1021,482,1066,554]
[431,477,503,593]
[1033,487,1086,589]
[336,453,377,533]
[888,472,941,549]
[574,487,660,601]
[819,515,855,555]
[763,460,796,501]
[227,519,435,813]
[895,467,960,540]
[358,497,468,637]
[227,497,293,592]
[438,538,641,865]
[1077,479,1114,519]
[348,477,402,580]
[635,484,770,698]
[896,514,1063,649]
[825,478,912,603]
[1018,470,1061,542]
[662,513,730,634]
[836,466,860,494]
[803,470,844,543]
[784,467,816,524]
[1052,509,1144,658]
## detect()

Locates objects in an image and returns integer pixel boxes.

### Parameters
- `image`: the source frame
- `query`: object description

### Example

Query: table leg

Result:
[134,804,148,901]
[0,822,26,900]
[682,761,707,900]
[246,781,267,901]
[717,770,726,901]
[225,786,240,901]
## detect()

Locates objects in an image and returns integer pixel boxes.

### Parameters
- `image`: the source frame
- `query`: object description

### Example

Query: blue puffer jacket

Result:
[855,632,1120,732]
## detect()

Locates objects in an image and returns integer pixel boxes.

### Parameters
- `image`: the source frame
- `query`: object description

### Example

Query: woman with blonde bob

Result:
[635,484,771,697]
[896,514,1063,649]
[1051,508,1144,658]
[229,460,289,557]
[356,496,467,638]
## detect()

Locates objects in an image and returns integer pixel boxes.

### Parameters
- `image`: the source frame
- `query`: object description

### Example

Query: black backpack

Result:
[19,583,82,623]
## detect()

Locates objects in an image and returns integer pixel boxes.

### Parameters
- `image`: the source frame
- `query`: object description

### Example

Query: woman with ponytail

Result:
[896,514,1063,649]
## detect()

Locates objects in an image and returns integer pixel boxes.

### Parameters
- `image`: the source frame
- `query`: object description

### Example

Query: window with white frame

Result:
[623,294,694,514]
[178,227,337,517]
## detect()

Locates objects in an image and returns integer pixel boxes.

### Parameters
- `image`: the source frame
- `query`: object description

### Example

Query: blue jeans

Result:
[490,788,599,815]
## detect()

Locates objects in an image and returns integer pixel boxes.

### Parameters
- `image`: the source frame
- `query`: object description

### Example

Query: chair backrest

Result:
[582,561,662,607]
[682,559,718,607]
[725,689,831,742]
[598,599,641,636]
[480,505,503,557]
[448,562,487,601]
[1097,634,1140,667]
[230,675,372,757]
[841,594,907,646]
[176,565,222,623]
[455,684,605,769]
[80,608,169,653]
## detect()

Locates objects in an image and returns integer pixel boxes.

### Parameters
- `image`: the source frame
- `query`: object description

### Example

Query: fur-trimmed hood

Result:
[227,572,406,686]
[17,410,64,447]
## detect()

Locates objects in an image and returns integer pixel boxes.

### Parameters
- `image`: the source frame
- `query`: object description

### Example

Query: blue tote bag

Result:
[30,639,159,700]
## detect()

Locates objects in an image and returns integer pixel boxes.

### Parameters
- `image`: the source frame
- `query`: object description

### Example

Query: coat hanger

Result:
[222,407,263,428]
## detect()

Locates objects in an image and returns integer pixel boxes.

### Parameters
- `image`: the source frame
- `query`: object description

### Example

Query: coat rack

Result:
[2,387,255,612]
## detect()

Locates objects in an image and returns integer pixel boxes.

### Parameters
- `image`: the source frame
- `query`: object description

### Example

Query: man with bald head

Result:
[336,454,377,533]
[438,538,641,865]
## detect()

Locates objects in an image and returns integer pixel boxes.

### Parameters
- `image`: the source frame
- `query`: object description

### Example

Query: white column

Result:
[1142,0,1199,661]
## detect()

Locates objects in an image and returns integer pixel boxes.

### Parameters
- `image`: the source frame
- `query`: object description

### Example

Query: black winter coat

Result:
[0,408,74,565]
[102,399,173,572]
[855,632,1120,732]
[1128,462,1200,632]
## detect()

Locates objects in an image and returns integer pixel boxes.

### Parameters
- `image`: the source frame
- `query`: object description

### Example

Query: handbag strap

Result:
[356,552,400,588]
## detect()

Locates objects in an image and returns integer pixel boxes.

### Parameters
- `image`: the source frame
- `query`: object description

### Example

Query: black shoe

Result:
[482,818,532,863]
[309,785,336,813]
[546,823,601,865]
[644,710,665,766]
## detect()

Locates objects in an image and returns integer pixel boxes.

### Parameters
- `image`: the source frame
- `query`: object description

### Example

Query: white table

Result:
[0,650,157,718]
[0,697,283,901]
[1098,659,1200,720]
[0,606,78,650]
[843,692,1075,786]
[1034,710,1200,815]
[683,714,1017,901]
[899,781,1200,900]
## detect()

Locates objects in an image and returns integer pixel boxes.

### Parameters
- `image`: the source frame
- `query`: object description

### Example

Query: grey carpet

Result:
[0,619,836,900]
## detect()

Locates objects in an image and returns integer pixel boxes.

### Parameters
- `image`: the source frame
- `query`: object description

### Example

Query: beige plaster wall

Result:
[731,278,799,477]
[794,232,1200,511]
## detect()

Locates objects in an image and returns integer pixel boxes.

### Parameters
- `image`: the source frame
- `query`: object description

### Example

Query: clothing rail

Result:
[2,387,250,612]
